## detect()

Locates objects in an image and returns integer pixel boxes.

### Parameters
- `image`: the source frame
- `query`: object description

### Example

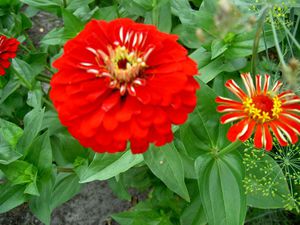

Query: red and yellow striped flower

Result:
[216,73,300,151]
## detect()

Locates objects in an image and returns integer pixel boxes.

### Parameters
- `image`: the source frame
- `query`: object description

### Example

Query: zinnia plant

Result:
[50,18,199,154]
[216,73,300,151]
[0,35,19,76]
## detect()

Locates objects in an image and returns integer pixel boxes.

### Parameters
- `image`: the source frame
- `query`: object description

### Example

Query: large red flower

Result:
[0,35,19,76]
[216,73,300,151]
[50,18,199,154]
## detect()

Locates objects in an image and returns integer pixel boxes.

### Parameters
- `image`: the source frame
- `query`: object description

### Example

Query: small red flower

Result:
[50,18,199,154]
[0,35,20,76]
[216,73,300,151]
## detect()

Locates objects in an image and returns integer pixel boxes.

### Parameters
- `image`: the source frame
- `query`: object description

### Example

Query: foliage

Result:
[0,0,300,224]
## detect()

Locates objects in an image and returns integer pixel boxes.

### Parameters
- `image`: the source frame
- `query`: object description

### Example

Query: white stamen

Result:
[114,41,120,46]
[125,31,132,44]
[120,84,126,95]
[80,62,93,66]
[87,69,99,74]
[119,27,124,42]
[143,48,154,61]
[86,47,97,55]
[132,33,138,47]
[138,33,144,45]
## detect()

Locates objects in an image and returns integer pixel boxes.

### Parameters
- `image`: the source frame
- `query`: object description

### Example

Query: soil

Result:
[0,11,131,225]
[0,181,130,225]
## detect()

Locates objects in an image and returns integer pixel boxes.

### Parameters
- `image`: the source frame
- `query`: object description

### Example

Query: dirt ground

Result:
[0,181,130,225]
[0,11,130,225]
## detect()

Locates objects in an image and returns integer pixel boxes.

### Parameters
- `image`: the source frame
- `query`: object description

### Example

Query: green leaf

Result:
[173,24,202,49]
[108,177,132,201]
[224,25,284,59]
[144,143,190,201]
[0,79,20,104]
[157,2,172,32]
[51,133,88,166]
[27,83,43,108]
[0,118,23,147]
[11,58,37,89]
[245,150,290,209]
[211,39,228,59]
[180,80,230,158]
[16,107,44,153]
[40,27,68,46]
[24,131,52,176]
[20,0,62,14]
[62,8,84,37]
[180,195,207,225]
[50,173,81,209]
[29,170,54,225]
[79,151,143,183]
[112,209,173,225]
[195,152,246,225]
[0,143,22,165]
[0,160,37,185]
[41,110,65,136]
[0,183,26,213]
[92,5,119,21]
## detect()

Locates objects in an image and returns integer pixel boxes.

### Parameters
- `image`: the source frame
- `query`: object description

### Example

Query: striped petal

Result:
[220,112,246,124]
[225,79,247,100]
[254,123,263,148]
[226,119,249,142]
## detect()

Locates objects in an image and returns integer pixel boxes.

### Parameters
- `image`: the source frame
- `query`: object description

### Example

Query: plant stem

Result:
[269,12,287,68]
[279,19,300,51]
[57,167,74,173]
[218,141,243,156]
[251,6,269,76]
[36,74,51,83]
[152,0,159,27]
[43,97,55,109]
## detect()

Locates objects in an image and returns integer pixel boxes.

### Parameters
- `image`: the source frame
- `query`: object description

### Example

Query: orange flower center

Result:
[243,94,282,123]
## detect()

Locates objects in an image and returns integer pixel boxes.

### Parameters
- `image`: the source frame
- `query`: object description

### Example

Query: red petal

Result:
[227,119,249,142]
[254,123,263,148]
[263,124,273,151]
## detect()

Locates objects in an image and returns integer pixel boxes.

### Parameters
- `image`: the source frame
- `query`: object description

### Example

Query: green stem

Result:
[43,97,55,109]
[62,0,67,8]
[218,141,243,156]
[279,19,300,51]
[269,12,287,67]
[36,74,51,83]
[57,167,74,173]
[152,0,159,26]
[251,6,269,76]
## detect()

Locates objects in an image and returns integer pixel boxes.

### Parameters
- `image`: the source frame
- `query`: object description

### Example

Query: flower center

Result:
[243,94,282,123]
[84,42,153,96]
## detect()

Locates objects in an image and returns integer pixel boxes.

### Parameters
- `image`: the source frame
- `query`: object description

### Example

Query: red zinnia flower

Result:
[0,35,20,76]
[216,73,300,151]
[50,18,199,154]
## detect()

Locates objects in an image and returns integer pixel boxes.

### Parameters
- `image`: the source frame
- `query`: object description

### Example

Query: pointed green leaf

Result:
[195,153,246,225]
[80,151,143,183]
[144,143,190,201]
